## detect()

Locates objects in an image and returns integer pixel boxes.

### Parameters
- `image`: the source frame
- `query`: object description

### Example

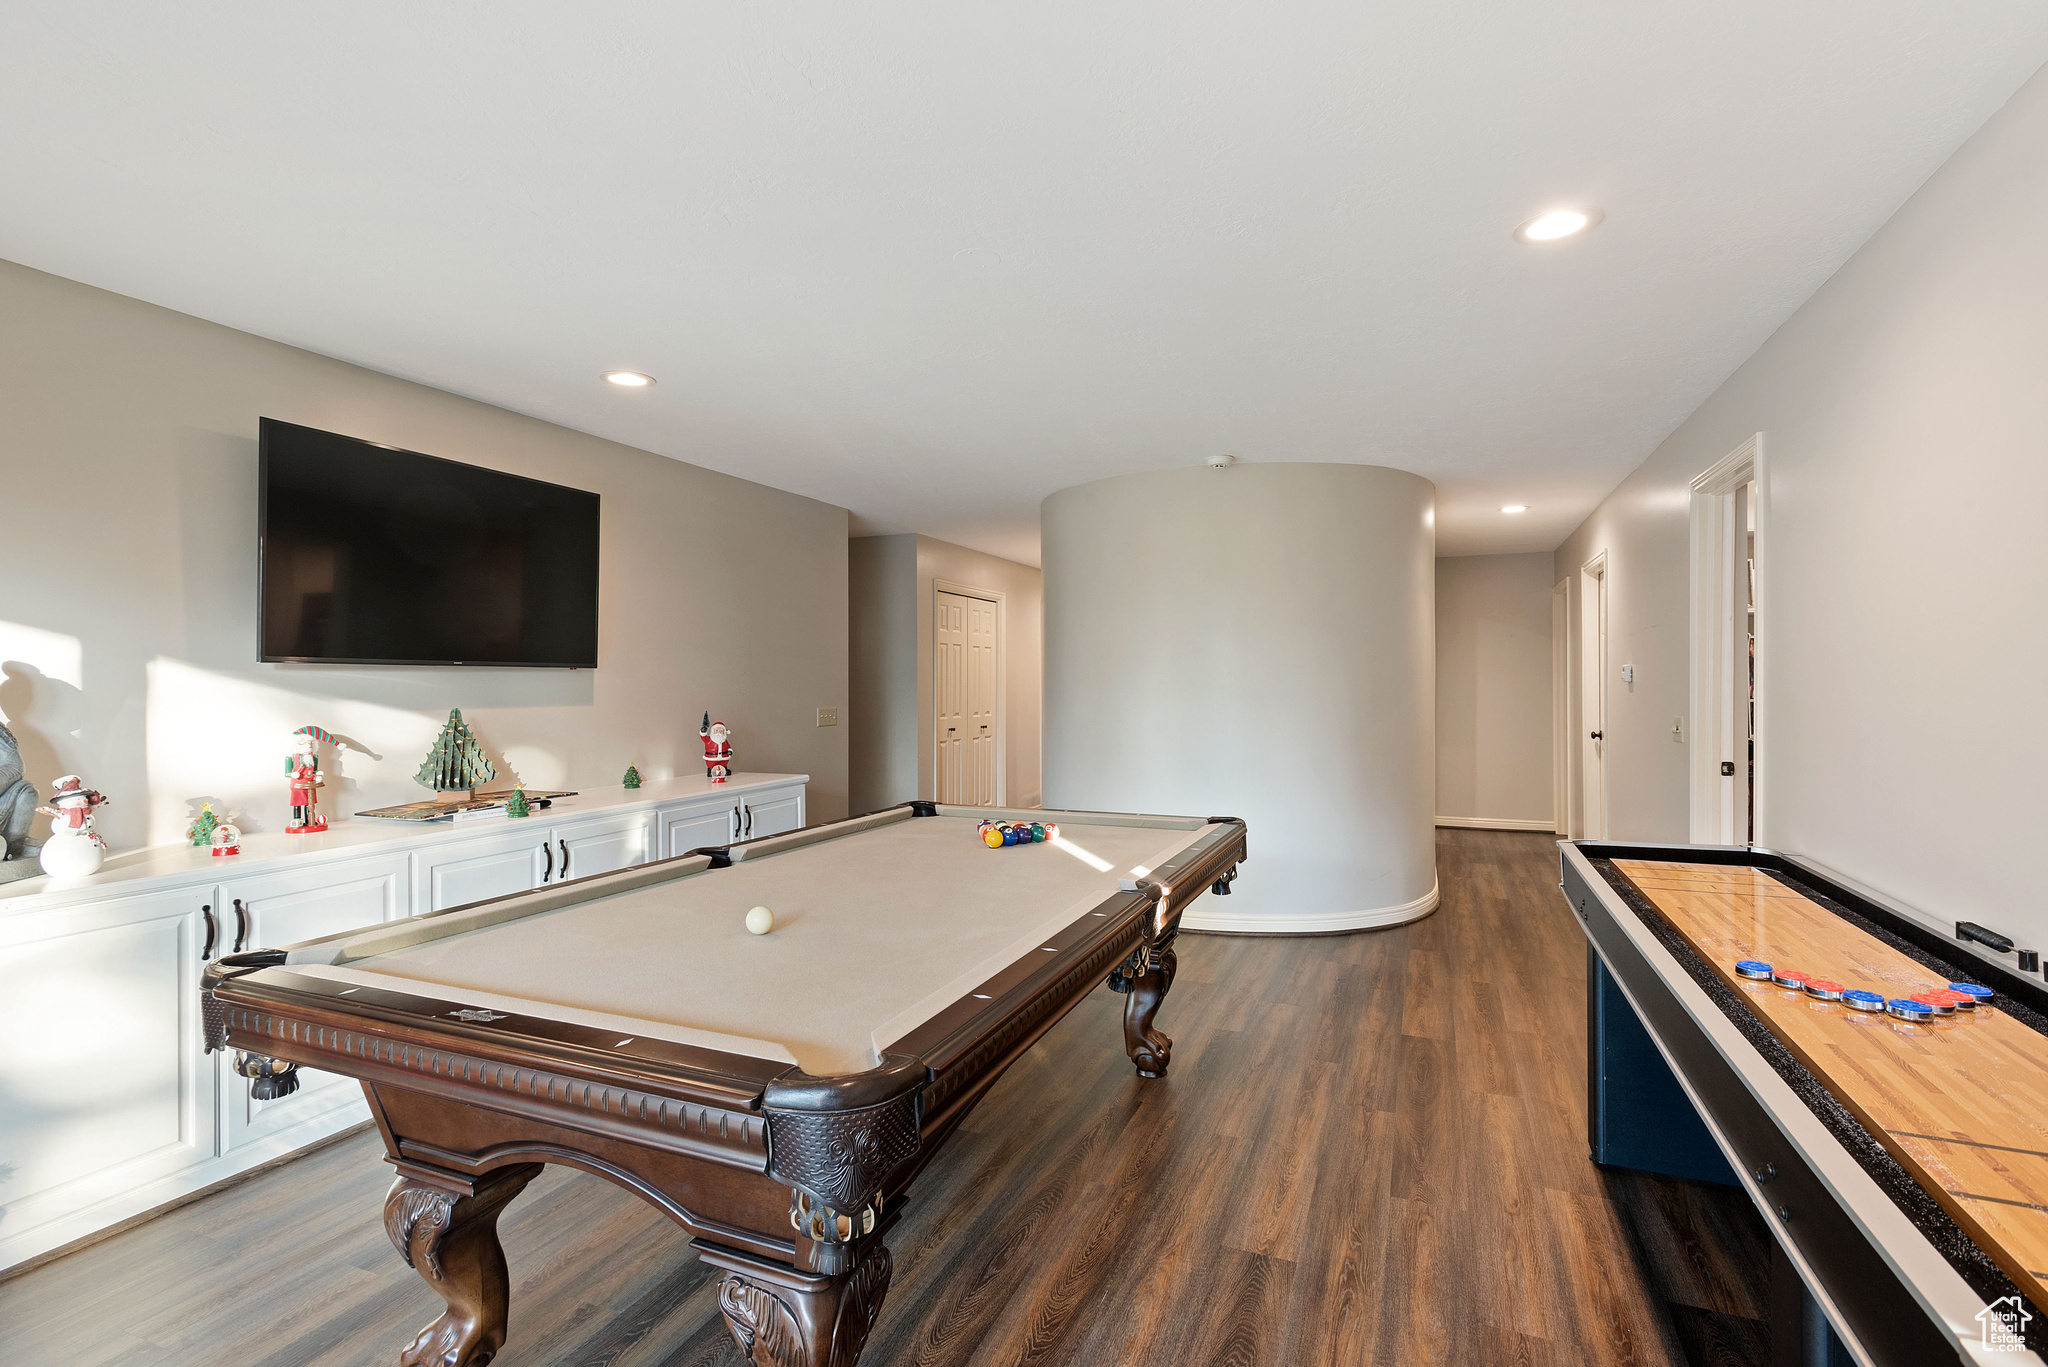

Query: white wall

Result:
[1555,63,2048,944]
[0,258,851,854]
[1436,553,1554,829]
[848,533,1043,812]
[1042,463,1436,932]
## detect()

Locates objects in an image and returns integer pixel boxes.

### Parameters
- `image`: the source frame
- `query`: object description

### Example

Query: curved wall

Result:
[1042,463,1436,932]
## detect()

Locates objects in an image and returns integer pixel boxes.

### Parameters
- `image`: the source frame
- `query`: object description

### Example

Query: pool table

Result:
[203,801,1247,1367]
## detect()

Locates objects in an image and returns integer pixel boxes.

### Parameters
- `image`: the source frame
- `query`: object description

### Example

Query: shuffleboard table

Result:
[204,801,1247,1367]
[1563,840,2048,1367]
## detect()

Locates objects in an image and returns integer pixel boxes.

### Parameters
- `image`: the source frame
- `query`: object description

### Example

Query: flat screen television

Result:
[259,418,600,667]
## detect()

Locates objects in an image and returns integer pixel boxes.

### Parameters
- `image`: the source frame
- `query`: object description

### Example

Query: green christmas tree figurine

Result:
[187,803,219,847]
[504,785,531,819]
[415,708,497,801]
[622,764,642,790]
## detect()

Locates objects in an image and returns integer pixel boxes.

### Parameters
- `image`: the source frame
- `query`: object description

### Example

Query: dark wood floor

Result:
[0,829,1772,1366]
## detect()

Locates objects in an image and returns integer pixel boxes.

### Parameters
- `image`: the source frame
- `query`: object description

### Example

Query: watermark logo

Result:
[1977,1295,2032,1354]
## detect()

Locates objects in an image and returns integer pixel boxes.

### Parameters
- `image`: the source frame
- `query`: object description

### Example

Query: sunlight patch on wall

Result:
[144,658,444,844]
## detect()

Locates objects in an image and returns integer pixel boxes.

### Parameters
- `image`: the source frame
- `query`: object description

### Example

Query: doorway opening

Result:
[934,581,1004,806]
[1688,434,1764,845]
[1577,552,1608,839]
[1552,577,1570,835]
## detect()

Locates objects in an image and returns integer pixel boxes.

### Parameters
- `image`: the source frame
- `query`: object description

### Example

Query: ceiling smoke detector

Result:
[1206,454,1237,469]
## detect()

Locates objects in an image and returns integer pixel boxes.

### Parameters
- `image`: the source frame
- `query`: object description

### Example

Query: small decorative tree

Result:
[622,764,642,790]
[504,785,531,819]
[414,709,497,801]
[187,803,219,847]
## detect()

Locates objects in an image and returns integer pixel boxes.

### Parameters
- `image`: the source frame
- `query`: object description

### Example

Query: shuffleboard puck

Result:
[1735,959,1773,980]
[1887,998,1937,1022]
[1842,990,1886,1013]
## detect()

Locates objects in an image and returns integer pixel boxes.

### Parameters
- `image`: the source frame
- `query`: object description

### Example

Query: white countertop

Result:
[0,772,808,910]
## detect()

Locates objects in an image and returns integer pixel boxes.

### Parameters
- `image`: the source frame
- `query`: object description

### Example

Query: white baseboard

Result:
[1181,876,1439,935]
[1434,815,1558,832]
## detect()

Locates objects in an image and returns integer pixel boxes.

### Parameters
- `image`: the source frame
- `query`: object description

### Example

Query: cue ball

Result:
[746,906,775,935]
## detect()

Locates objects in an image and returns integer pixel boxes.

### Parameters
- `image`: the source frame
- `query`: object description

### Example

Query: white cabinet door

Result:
[216,855,406,1152]
[660,802,738,859]
[0,887,216,1257]
[739,787,804,840]
[552,812,653,882]
[414,824,552,912]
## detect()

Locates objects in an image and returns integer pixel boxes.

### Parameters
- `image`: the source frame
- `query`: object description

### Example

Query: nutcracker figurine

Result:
[700,712,733,783]
[286,727,328,834]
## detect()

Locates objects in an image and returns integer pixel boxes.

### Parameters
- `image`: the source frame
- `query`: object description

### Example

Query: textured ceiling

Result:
[3,4,2045,562]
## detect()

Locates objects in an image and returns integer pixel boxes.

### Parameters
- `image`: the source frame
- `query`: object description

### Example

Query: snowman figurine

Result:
[37,775,109,878]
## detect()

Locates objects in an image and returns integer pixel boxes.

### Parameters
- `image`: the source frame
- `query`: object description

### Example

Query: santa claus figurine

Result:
[211,820,243,857]
[286,728,328,834]
[700,712,733,783]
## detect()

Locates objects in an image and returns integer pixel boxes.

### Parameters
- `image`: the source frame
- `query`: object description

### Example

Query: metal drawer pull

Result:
[200,904,217,960]
[559,838,569,877]
[230,900,250,954]
[541,842,553,882]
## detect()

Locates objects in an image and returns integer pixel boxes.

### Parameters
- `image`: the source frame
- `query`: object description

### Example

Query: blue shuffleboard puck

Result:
[1842,990,1886,1013]
[1887,997,1937,1022]
[1948,982,1992,1007]
[1735,960,1773,980]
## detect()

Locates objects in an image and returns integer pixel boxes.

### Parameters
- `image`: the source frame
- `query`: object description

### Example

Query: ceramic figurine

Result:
[415,709,497,801]
[700,712,733,783]
[504,785,531,819]
[187,802,220,847]
[210,820,242,857]
[622,763,642,790]
[37,775,109,877]
[0,720,40,865]
[286,728,328,833]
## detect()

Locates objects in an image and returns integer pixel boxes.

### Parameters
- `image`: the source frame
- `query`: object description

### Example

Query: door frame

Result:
[1687,433,1766,845]
[1576,552,1608,839]
[1552,577,1570,835]
[932,579,1006,806]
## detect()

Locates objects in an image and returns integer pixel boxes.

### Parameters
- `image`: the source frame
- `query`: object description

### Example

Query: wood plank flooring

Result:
[0,829,1771,1366]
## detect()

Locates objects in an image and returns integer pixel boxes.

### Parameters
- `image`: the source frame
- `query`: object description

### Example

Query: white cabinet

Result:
[0,772,805,1272]
[660,803,737,859]
[553,811,653,882]
[740,788,804,840]
[658,782,807,858]
[414,825,552,912]
[215,855,406,1152]
[0,887,215,1259]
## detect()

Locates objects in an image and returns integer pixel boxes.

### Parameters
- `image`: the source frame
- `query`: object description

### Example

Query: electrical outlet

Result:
[817,707,839,727]
[1621,664,1635,684]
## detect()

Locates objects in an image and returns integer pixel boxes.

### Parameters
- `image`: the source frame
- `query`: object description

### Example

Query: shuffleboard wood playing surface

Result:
[1613,858,2048,1301]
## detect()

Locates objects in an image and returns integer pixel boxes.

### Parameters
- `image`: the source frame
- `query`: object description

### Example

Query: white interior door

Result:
[1552,579,1569,835]
[965,595,998,805]
[1579,556,1607,838]
[936,591,969,803]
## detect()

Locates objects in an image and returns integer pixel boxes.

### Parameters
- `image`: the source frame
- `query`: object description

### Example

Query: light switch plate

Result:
[817,707,839,727]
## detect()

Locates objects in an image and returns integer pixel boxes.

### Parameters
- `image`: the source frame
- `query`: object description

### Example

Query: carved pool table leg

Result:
[695,1237,893,1367]
[1122,941,1178,1078]
[383,1162,541,1367]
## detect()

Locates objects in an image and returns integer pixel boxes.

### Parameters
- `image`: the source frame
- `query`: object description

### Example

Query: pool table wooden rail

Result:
[201,803,1247,1367]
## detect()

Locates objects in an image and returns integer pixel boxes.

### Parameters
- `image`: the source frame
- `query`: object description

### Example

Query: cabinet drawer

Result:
[414,826,551,913]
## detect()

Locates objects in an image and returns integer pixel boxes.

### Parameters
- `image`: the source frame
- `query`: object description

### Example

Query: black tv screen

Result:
[259,419,600,667]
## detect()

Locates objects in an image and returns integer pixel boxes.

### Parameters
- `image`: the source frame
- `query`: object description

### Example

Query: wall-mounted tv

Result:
[259,418,600,667]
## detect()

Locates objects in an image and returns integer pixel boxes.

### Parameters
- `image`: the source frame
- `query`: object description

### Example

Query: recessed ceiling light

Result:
[603,371,654,388]
[1513,208,1603,244]
[1501,505,1529,514]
